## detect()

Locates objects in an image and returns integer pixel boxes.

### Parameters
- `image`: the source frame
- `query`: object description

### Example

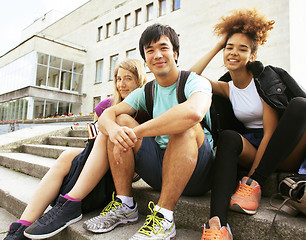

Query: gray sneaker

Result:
[83,194,138,233]
[129,201,176,240]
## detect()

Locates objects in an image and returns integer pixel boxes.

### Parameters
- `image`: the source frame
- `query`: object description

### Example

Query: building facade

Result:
[0,0,304,121]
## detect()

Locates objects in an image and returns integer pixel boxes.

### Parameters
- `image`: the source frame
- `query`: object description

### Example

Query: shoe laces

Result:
[38,200,63,224]
[235,183,255,197]
[100,192,123,216]
[201,228,222,240]
[268,196,291,240]
[138,201,164,236]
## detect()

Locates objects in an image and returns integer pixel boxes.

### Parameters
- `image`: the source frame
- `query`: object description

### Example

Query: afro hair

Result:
[214,9,275,46]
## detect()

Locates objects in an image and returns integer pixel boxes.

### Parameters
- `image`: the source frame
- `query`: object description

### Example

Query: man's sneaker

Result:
[4,222,30,240]
[230,176,261,215]
[129,201,176,240]
[83,193,138,233]
[24,195,82,239]
[201,216,233,240]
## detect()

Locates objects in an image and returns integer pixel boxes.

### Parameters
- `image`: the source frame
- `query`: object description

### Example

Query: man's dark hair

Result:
[139,23,180,62]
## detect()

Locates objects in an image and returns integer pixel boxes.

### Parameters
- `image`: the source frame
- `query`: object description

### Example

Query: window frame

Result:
[124,13,131,30]
[146,3,154,22]
[106,22,111,38]
[97,26,103,41]
[135,8,142,26]
[95,59,104,84]
[109,54,119,81]
[159,0,167,16]
[172,0,180,11]
[115,18,121,34]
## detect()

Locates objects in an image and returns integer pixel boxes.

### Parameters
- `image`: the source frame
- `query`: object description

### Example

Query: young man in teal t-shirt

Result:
[89,24,214,240]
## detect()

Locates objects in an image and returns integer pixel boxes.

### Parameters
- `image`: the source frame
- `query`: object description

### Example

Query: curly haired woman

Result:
[190,9,306,240]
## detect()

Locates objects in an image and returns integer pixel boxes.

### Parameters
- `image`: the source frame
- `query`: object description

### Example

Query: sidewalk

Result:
[0,115,93,135]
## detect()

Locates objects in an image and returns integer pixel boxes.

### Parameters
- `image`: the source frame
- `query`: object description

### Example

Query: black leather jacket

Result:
[213,61,306,134]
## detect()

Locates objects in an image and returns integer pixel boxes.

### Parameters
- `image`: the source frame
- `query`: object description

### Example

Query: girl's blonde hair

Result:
[112,58,147,105]
[214,9,275,54]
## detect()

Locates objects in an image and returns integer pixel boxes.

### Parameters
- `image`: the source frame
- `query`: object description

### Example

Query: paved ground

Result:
[0,122,87,135]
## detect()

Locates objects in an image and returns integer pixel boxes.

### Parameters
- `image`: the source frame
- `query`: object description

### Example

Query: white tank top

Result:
[228,79,263,129]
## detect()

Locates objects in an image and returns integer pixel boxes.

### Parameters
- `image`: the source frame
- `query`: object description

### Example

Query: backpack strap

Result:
[176,71,213,135]
[144,80,155,118]
[176,70,191,103]
[144,71,191,119]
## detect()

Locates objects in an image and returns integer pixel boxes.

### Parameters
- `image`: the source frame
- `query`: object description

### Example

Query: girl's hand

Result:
[217,34,227,50]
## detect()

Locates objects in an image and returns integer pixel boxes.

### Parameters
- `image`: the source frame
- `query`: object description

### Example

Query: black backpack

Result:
[144,70,220,146]
[51,138,115,213]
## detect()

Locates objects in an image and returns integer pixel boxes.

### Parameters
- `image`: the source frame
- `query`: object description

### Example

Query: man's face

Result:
[144,35,178,78]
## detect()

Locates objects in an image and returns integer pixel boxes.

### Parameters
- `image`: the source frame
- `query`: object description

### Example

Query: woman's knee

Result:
[116,114,137,127]
[218,130,241,144]
[54,149,79,172]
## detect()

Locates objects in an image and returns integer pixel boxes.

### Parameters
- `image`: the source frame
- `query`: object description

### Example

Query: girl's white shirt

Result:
[228,79,263,129]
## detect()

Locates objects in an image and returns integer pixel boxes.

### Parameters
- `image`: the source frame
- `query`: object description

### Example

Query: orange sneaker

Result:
[201,216,233,240]
[230,176,261,215]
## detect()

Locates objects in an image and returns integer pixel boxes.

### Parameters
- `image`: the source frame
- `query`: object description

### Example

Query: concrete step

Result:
[0,166,305,240]
[0,125,72,153]
[0,167,201,240]
[0,208,18,240]
[21,144,82,159]
[48,136,88,148]
[49,213,202,240]
[132,180,306,240]
[70,129,88,138]
[0,208,201,240]
[0,166,41,218]
[0,152,54,179]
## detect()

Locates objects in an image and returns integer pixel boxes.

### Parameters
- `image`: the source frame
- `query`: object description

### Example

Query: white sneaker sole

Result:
[230,203,257,215]
[83,217,138,233]
[129,228,176,240]
[24,214,82,239]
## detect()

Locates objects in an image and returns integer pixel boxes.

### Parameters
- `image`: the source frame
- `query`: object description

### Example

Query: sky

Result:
[0,0,89,56]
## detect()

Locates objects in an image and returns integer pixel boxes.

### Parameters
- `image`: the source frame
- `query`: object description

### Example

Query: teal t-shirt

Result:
[124,71,213,150]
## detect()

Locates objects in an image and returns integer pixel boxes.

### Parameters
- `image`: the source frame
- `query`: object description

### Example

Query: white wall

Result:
[0,51,36,95]
[289,0,306,90]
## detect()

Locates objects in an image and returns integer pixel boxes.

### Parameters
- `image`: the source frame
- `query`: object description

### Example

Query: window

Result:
[106,22,111,38]
[93,96,101,111]
[36,53,83,94]
[146,3,153,21]
[173,0,180,11]
[61,71,72,90]
[38,53,49,65]
[126,49,137,59]
[98,26,103,41]
[49,56,61,69]
[135,8,142,26]
[48,68,59,88]
[95,59,104,83]
[124,13,131,30]
[115,18,121,34]
[159,0,166,16]
[109,54,119,81]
